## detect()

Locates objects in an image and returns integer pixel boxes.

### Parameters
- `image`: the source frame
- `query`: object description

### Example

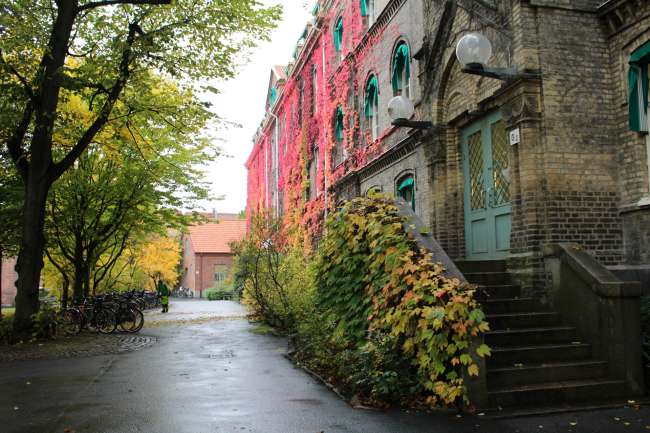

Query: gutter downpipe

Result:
[269,111,280,216]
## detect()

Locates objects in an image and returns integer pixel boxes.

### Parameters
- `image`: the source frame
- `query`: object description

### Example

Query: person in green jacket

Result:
[157,278,170,313]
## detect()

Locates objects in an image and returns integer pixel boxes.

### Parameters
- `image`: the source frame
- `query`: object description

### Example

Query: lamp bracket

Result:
[391,118,434,130]
[462,63,540,81]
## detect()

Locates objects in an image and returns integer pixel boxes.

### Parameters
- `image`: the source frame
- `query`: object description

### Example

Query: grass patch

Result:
[248,323,276,335]
[0,307,14,317]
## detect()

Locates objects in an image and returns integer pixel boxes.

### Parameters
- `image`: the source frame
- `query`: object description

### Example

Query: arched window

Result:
[392,42,411,98]
[361,0,375,27]
[333,106,345,165]
[333,16,344,53]
[397,174,415,211]
[335,105,344,142]
[366,185,382,197]
[364,75,379,141]
[311,64,318,115]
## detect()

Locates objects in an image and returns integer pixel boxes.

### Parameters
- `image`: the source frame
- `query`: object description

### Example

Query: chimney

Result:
[212,208,218,220]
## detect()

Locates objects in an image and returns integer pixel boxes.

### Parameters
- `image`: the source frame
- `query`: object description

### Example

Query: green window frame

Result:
[629,41,650,132]
[361,0,375,26]
[391,42,411,97]
[334,17,344,52]
[335,106,344,142]
[364,75,379,140]
[269,86,277,107]
[398,175,415,211]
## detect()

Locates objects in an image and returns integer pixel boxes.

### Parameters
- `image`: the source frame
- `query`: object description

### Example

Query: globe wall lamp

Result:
[388,95,433,130]
[456,32,539,81]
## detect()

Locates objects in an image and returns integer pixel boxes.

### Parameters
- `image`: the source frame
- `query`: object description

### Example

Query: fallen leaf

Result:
[570,422,577,426]
[13,406,19,410]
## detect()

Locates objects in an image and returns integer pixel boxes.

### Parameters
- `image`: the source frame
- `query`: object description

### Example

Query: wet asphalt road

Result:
[2,300,650,433]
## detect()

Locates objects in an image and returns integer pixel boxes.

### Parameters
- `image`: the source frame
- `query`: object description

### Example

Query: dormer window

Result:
[361,0,375,28]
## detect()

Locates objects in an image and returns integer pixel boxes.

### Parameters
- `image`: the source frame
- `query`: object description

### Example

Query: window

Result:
[298,80,304,125]
[629,41,650,133]
[269,86,277,107]
[311,64,318,115]
[397,174,415,211]
[334,106,345,165]
[366,185,382,197]
[392,42,411,98]
[361,0,375,28]
[334,16,344,53]
[213,265,228,288]
[307,145,318,200]
[364,75,379,141]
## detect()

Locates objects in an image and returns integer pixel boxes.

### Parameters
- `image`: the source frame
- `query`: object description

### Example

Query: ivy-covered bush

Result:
[308,196,490,406]
[233,212,316,333]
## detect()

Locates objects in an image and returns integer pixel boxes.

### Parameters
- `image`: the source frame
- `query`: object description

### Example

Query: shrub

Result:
[312,196,490,406]
[205,287,236,301]
[233,212,316,333]
[0,315,13,344]
[31,304,59,340]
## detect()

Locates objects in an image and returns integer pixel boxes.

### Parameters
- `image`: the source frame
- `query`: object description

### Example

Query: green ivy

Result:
[313,196,490,406]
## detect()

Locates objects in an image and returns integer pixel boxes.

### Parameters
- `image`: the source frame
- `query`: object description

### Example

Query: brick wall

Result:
[1,257,17,306]
[196,253,234,297]
[600,1,650,266]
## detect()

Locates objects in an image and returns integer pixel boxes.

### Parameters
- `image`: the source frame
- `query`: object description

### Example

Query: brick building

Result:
[1,256,17,307]
[180,216,246,298]
[246,0,650,409]
[247,0,649,294]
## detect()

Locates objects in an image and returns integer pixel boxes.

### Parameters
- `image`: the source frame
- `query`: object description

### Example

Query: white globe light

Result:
[456,32,493,67]
[387,95,415,121]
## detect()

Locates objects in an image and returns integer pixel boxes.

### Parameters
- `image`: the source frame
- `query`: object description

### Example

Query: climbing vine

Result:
[314,195,490,406]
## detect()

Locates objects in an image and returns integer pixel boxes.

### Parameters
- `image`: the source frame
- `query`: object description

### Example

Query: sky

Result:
[198,1,313,214]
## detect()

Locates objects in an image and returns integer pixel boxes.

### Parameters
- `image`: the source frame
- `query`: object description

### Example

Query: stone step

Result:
[455,260,507,273]
[486,311,561,329]
[488,379,626,409]
[464,271,511,286]
[481,297,537,314]
[478,284,521,299]
[487,360,608,388]
[489,342,592,367]
[485,326,576,346]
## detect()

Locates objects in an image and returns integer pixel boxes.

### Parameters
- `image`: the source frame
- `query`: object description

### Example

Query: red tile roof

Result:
[187,220,247,254]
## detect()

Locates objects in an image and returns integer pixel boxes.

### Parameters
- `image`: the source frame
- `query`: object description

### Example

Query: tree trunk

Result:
[72,234,85,301]
[12,177,49,339]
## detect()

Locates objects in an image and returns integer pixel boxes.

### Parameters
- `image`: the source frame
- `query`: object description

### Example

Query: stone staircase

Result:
[455,260,627,412]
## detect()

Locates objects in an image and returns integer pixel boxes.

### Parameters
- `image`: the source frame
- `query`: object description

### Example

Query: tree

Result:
[0,0,281,337]
[135,236,181,289]
[45,73,215,301]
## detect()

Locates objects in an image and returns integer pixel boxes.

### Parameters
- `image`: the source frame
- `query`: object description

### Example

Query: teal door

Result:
[461,112,512,260]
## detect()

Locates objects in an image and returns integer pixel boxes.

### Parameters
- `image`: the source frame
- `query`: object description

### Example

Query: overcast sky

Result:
[198,2,312,214]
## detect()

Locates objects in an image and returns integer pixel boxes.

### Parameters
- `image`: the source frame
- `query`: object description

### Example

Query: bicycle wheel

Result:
[95,309,117,334]
[127,307,144,333]
[117,309,137,332]
[59,309,82,335]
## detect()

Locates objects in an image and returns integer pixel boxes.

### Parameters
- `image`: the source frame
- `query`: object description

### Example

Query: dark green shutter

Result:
[364,76,378,118]
[628,41,650,131]
[391,43,411,93]
[335,106,344,141]
[334,17,343,52]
